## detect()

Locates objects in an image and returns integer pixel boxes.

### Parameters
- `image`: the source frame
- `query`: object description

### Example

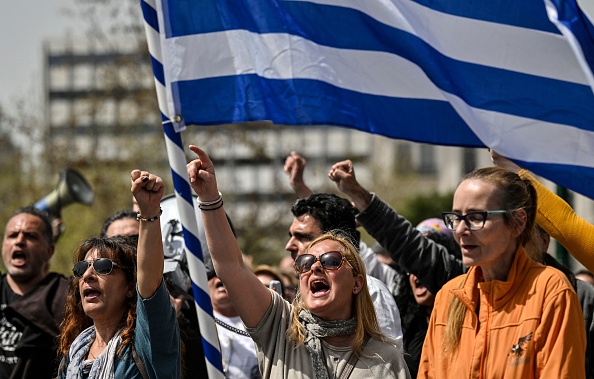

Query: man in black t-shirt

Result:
[0,207,70,379]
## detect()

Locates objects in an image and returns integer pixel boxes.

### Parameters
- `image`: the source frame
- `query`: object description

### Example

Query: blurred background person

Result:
[100,210,139,238]
[577,270,594,286]
[208,260,261,379]
[0,206,70,379]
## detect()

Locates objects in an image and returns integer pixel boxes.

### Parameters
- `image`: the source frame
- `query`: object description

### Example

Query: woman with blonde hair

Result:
[418,167,585,378]
[287,233,387,358]
[187,145,410,379]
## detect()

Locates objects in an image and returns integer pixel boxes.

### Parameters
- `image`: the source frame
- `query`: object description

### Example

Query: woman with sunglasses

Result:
[418,167,585,378]
[56,170,180,378]
[187,145,410,379]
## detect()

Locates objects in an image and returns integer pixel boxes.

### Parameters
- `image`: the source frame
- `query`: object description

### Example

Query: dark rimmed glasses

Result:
[294,251,348,274]
[73,258,120,278]
[442,210,515,231]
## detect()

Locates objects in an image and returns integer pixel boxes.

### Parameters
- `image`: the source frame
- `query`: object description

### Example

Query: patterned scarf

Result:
[298,308,357,379]
[65,325,124,379]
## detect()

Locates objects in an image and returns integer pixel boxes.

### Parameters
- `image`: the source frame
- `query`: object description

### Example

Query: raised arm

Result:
[490,149,594,272]
[187,145,272,327]
[130,170,165,299]
[329,160,465,294]
[283,151,314,198]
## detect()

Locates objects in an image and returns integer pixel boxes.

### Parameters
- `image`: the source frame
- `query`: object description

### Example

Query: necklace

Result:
[214,317,251,337]
[89,350,97,360]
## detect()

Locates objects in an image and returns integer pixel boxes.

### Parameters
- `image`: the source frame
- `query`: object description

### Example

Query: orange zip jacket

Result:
[418,246,586,379]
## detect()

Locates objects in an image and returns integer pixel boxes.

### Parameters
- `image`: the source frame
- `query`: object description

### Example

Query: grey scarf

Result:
[65,325,124,379]
[298,309,357,379]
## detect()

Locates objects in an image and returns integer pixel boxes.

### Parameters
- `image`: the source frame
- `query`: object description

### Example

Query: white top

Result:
[214,311,261,379]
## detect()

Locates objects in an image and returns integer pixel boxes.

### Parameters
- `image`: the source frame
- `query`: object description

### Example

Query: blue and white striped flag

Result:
[145,0,594,198]
[140,0,593,375]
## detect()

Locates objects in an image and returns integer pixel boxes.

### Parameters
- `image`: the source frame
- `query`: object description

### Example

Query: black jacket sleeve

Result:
[356,194,466,295]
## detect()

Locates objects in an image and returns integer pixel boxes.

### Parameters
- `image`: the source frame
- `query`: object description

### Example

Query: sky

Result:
[0,0,84,109]
[1,1,593,113]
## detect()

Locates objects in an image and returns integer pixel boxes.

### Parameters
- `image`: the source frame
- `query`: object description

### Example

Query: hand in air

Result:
[130,170,164,217]
[187,145,219,201]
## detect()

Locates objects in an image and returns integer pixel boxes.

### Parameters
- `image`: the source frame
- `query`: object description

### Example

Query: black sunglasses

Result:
[73,258,120,278]
[294,251,347,274]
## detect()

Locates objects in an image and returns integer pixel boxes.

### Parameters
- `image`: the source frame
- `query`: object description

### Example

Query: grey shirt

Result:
[246,291,411,379]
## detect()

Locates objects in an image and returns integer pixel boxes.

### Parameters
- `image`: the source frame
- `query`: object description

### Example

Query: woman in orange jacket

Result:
[418,167,585,378]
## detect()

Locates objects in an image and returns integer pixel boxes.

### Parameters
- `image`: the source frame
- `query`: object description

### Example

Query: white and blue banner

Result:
[143,0,594,199]
[140,0,594,375]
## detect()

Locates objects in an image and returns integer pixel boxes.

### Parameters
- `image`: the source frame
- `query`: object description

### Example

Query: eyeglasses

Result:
[294,251,347,274]
[73,258,120,278]
[442,210,515,231]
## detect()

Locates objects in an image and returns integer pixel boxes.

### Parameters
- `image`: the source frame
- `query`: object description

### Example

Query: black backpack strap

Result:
[132,345,150,379]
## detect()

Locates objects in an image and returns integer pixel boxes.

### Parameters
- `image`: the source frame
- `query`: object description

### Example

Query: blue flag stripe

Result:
[174,75,594,169]
[141,0,159,33]
[161,0,581,86]
[176,75,483,146]
[167,30,594,131]
[410,0,560,33]
[192,281,225,372]
[162,0,560,37]
[519,160,594,200]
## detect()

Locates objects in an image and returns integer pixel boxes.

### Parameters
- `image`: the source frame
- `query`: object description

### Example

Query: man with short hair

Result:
[285,193,403,344]
[100,209,139,238]
[0,206,70,379]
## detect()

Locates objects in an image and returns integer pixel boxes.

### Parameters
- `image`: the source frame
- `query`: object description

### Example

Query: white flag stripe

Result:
[446,93,594,167]
[145,26,162,72]
[163,134,189,179]
[284,0,588,84]
[154,79,168,116]
[195,302,223,349]
[167,31,446,100]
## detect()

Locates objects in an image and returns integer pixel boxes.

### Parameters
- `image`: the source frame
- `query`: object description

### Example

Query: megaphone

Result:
[34,167,94,218]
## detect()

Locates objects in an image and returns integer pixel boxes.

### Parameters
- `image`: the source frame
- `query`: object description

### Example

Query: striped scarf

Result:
[298,309,357,379]
[65,325,124,379]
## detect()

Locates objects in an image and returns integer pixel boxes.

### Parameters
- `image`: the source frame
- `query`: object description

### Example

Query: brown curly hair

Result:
[56,236,138,372]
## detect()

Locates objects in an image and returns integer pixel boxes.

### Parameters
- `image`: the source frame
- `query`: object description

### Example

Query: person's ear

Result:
[46,244,55,261]
[352,274,364,294]
[512,208,528,237]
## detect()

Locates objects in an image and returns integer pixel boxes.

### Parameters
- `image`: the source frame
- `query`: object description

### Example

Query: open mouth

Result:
[11,252,26,265]
[413,279,427,296]
[310,279,330,294]
[83,288,101,300]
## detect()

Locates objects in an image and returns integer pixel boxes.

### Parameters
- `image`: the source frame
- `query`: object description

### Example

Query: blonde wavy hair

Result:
[286,231,386,357]
[444,167,538,356]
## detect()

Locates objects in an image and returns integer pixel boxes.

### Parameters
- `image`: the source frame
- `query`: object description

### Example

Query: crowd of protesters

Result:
[0,147,592,378]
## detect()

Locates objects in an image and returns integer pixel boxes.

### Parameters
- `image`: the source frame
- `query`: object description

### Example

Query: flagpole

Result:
[140,0,225,377]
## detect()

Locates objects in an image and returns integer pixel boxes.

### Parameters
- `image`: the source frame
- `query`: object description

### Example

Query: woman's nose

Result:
[310,259,324,273]
[81,263,95,280]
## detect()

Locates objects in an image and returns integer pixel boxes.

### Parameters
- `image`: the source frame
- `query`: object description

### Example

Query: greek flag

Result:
[144,0,594,198]
[140,0,593,375]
